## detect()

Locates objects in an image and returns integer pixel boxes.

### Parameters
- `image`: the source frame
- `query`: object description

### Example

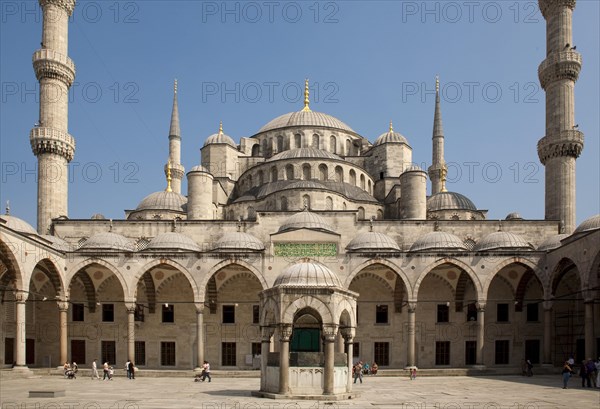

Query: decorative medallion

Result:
[93,270,103,280]
[155,270,164,280]
[386,271,394,280]
[35,272,45,282]
[508,270,518,279]
[217,271,226,280]
[447,270,457,280]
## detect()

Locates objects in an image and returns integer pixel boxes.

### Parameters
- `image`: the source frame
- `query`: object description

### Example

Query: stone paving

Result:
[0,373,598,409]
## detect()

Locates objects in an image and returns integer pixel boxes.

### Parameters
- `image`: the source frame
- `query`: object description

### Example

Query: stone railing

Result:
[538,51,582,89]
[30,126,76,161]
[32,48,76,86]
[537,130,584,164]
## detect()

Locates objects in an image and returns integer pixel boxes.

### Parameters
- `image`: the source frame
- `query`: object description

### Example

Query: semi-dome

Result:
[41,235,71,251]
[213,232,264,251]
[346,231,400,252]
[258,110,354,134]
[410,231,467,252]
[427,191,477,211]
[203,129,237,148]
[0,215,37,235]
[81,232,135,251]
[273,260,342,287]
[538,234,569,251]
[136,191,187,212]
[268,147,342,162]
[474,231,533,252]
[374,129,409,146]
[146,232,200,252]
[573,214,600,234]
[278,210,335,233]
[188,165,211,173]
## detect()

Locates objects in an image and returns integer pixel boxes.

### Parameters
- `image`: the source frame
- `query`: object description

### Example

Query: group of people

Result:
[63,361,78,379]
[562,356,600,389]
[89,359,136,380]
[352,361,379,384]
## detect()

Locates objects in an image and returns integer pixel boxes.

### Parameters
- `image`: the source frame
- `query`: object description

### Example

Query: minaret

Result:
[537,0,583,233]
[30,0,77,234]
[165,80,184,194]
[428,76,447,195]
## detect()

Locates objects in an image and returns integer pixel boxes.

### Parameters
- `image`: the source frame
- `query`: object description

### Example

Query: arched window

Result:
[368,180,372,194]
[345,139,351,156]
[349,169,357,186]
[377,209,383,220]
[294,134,302,148]
[261,139,268,156]
[277,135,284,152]
[302,164,311,180]
[268,137,273,156]
[302,195,311,210]
[280,196,288,211]
[312,134,320,149]
[330,136,336,153]
[357,207,365,220]
[270,166,278,182]
[319,164,328,181]
[252,144,260,157]
[325,196,333,210]
[285,164,294,180]
[335,166,344,183]
[360,174,365,190]
[247,206,256,220]
[257,170,264,185]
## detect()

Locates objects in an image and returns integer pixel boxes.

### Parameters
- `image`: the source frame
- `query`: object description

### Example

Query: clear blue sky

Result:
[1,0,599,227]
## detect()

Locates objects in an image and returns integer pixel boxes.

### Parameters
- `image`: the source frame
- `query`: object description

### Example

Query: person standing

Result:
[103,362,109,381]
[585,358,597,388]
[353,361,363,384]
[579,360,589,387]
[561,361,573,389]
[130,361,136,380]
[91,359,100,380]
[525,358,533,377]
[125,359,132,379]
[201,360,211,382]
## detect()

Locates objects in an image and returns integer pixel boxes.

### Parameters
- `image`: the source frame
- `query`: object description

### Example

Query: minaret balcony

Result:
[30,126,76,161]
[538,51,582,89]
[32,48,76,86]
[537,130,584,164]
[539,0,576,19]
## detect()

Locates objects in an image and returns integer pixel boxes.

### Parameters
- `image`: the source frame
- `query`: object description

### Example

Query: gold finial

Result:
[166,160,173,192]
[440,163,448,192]
[435,75,440,93]
[5,200,9,215]
[389,121,394,133]
[218,121,223,135]
[174,79,178,94]
[302,78,311,112]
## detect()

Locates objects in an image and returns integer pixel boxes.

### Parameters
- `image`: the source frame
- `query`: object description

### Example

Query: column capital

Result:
[279,324,293,342]
[407,302,417,313]
[57,300,69,312]
[124,303,136,314]
[261,326,275,341]
[542,300,554,311]
[14,291,28,303]
[340,326,356,341]
[195,304,205,314]
[476,301,486,312]
[321,324,338,342]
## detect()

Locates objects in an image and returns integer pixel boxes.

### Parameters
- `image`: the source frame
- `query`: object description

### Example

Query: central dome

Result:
[258,110,355,134]
[427,191,477,211]
[136,191,187,212]
[268,147,342,162]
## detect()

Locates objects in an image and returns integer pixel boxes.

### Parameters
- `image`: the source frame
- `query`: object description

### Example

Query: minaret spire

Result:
[428,75,447,195]
[165,79,184,194]
[302,79,311,112]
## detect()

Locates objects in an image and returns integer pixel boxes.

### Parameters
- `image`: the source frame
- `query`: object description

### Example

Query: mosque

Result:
[1,0,598,391]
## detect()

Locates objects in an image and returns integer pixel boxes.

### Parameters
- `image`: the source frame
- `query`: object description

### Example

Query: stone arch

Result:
[550,257,581,296]
[219,271,263,292]
[319,164,328,181]
[302,164,311,180]
[260,296,280,326]
[31,258,65,297]
[482,257,545,300]
[68,270,97,313]
[454,271,471,312]
[514,270,543,312]
[67,258,129,300]
[134,259,199,302]
[0,237,23,290]
[200,259,267,300]
[282,296,334,324]
[337,302,355,328]
[344,259,412,295]
[413,259,481,301]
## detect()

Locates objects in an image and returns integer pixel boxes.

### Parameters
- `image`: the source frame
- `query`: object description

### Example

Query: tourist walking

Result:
[353,361,363,384]
[561,361,573,388]
[201,360,211,382]
[103,362,109,380]
[130,361,136,379]
[91,359,100,380]
[525,358,533,377]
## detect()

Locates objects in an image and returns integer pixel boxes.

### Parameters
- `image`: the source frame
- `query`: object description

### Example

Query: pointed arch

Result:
[514,270,543,312]
[200,259,267,300]
[454,271,471,312]
[282,295,334,324]
[550,257,581,296]
[67,258,129,300]
[260,296,280,325]
[134,258,199,302]
[482,257,545,300]
[69,270,97,313]
[32,258,65,297]
[413,258,481,300]
[0,237,23,290]
[345,258,412,295]
[335,298,357,328]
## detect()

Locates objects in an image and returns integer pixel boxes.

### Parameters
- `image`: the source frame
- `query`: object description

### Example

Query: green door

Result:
[291,329,320,352]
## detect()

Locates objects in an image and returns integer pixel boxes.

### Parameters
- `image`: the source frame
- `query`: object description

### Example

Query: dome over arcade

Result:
[273,260,342,288]
[537,234,569,251]
[90,213,106,220]
[573,214,600,234]
[278,209,335,233]
[146,232,200,252]
[409,231,467,252]
[374,122,409,146]
[427,191,477,211]
[474,231,533,252]
[258,110,355,134]
[268,148,342,162]
[346,231,400,252]
[41,235,72,251]
[505,212,523,220]
[136,191,187,212]
[0,214,37,235]
[203,122,237,148]
[213,232,264,251]
[81,232,135,251]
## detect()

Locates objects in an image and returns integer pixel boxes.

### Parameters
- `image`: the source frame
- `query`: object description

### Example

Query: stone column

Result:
[406,302,417,367]
[125,303,136,362]
[322,324,338,395]
[194,305,205,369]
[260,326,274,391]
[278,324,292,395]
[337,332,344,352]
[543,301,553,364]
[14,291,27,367]
[476,302,486,366]
[341,327,356,393]
[584,300,594,359]
[58,300,69,365]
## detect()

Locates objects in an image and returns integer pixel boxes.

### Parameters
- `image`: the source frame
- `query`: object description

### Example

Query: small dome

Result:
[41,235,71,251]
[505,212,523,220]
[146,232,200,251]
[273,260,342,288]
[90,213,106,220]
[346,232,400,252]
[538,234,569,251]
[573,214,600,234]
[268,148,342,162]
[279,210,335,233]
[410,231,467,252]
[374,130,409,146]
[188,165,211,174]
[0,215,37,235]
[136,191,187,212]
[474,231,533,252]
[427,191,477,211]
[81,232,135,251]
[258,110,354,134]
[203,131,237,148]
[214,232,264,251]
